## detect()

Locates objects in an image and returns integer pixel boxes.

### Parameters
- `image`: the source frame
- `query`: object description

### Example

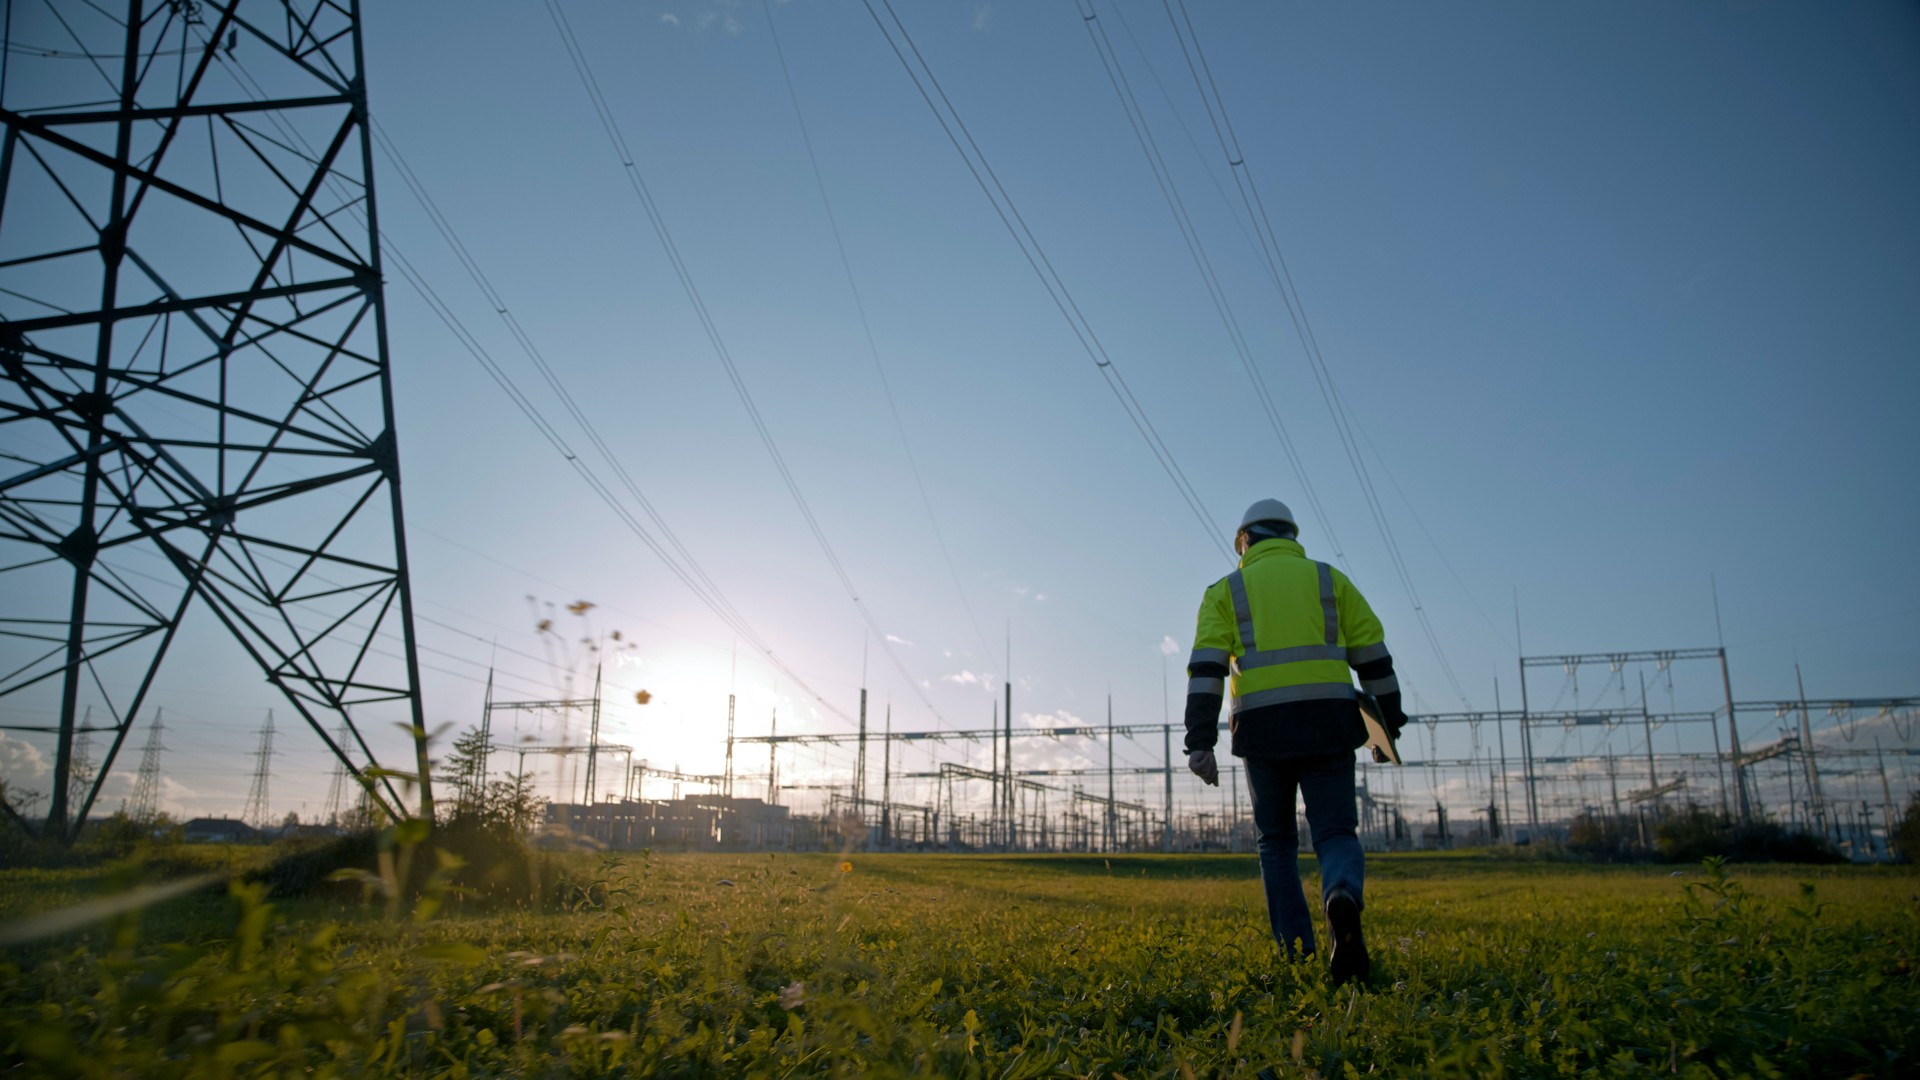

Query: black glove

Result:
[1380,696,1408,738]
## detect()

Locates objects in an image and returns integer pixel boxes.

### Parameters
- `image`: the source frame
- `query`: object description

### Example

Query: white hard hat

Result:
[1239,498,1297,533]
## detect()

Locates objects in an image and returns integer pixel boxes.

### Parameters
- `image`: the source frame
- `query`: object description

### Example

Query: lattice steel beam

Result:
[0,1,431,841]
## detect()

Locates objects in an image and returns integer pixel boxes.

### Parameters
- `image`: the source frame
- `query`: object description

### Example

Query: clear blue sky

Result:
[3,1,1916,823]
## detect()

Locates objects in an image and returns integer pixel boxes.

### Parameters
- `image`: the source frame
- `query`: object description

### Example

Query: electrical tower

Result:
[0,1,433,842]
[126,709,168,822]
[243,711,276,828]
[69,723,96,818]
[321,721,351,825]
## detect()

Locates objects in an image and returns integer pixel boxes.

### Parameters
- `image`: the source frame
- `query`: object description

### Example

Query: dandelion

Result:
[779,981,807,1010]
[838,860,853,874]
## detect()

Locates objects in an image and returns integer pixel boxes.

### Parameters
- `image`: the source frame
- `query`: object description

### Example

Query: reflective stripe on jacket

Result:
[1187,538,1387,713]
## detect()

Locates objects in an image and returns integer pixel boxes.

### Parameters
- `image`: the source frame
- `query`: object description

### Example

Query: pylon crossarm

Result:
[0,111,364,275]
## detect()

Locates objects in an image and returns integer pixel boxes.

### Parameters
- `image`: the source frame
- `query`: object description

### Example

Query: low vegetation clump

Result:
[1563,805,1848,865]
[1,844,1914,1077]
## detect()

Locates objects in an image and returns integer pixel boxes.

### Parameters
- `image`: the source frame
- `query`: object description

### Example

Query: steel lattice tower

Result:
[242,710,274,827]
[321,719,350,824]
[126,709,166,822]
[0,1,433,842]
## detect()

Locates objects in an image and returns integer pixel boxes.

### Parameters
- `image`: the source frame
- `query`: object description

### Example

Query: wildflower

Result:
[779,981,807,1010]
[839,860,853,874]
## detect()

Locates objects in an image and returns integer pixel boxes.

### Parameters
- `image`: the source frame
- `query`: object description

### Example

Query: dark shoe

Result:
[1325,889,1370,987]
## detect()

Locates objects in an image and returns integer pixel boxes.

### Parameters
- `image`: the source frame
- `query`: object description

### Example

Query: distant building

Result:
[182,817,263,843]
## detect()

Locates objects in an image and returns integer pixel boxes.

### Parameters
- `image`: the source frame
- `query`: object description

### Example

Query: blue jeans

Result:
[1244,751,1363,958]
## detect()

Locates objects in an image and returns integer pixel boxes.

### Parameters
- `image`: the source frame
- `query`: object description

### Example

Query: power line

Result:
[542,0,949,724]
[860,0,1232,564]
[1160,0,1471,707]
[1075,0,1348,568]
[194,33,862,725]
[757,0,1001,671]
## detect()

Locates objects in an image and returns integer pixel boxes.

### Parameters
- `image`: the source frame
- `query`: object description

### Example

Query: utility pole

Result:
[1163,721,1173,853]
[1106,694,1116,853]
[989,700,999,847]
[1518,663,1538,839]
[1711,580,1750,823]
[1718,648,1749,823]
[1639,673,1659,810]
[1494,677,1513,842]
[767,708,778,805]
[882,704,893,848]
[1515,596,1539,838]
[1487,765,1500,842]
[243,712,277,829]
[1004,626,1013,850]
[724,693,736,798]
[856,687,869,810]
[1875,739,1895,860]
[476,669,495,807]
[583,664,603,805]
[126,710,166,823]
[1795,664,1826,838]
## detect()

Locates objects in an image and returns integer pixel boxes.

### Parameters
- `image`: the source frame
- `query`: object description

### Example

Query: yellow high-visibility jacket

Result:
[1186,538,1397,757]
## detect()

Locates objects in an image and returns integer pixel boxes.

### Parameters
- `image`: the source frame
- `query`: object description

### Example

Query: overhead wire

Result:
[366,122,766,661]
[541,0,951,724]
[1074,0,1347,569]
[756,0,1000,671]
[1159,0,1472,707]
[859,0,1232,564]
[189,28,859,724]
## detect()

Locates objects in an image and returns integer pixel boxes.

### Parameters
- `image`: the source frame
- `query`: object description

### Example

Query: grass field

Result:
[2,847,1916,1077]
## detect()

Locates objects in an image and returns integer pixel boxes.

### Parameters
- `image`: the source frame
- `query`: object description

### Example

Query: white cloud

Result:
[941,670,1002,694]
[1020,709,1085,730]
[972,5,992,31]
[1160,635,1180,656]
[0,732,49,784]
[886,633,915,648]
[660,12,681,26]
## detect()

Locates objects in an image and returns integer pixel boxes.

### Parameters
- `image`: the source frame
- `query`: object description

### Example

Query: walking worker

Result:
[1183,498,1407,986]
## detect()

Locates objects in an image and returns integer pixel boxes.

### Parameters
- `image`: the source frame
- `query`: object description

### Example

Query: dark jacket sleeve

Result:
[1183,658,1228,754]
[1352,652,1406,729]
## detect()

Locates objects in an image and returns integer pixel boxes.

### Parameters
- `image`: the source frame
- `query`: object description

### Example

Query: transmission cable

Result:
[757,0,1000,670]
[1075,0,1347,569]
[543,0,949,724]
[196,34,858,724]
[367,121,764,660]
[860,0,1231,563]
[1160,0,1471,707]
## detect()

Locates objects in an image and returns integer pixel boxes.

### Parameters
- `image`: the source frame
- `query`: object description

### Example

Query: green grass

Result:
[2,848,1915,1077]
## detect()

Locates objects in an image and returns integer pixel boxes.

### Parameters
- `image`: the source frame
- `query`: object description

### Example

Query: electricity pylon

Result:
[0,1,433,841]
[322,721,352,826]
[126,710,167,823]
[242,711,276,828]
